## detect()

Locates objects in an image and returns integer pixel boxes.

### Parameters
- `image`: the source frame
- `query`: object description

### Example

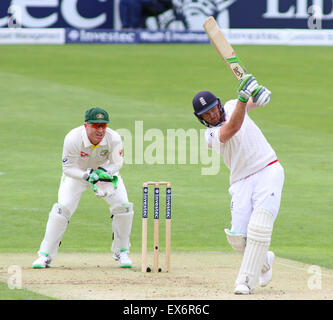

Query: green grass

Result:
[0,282,54,300]
[0,44,332,273]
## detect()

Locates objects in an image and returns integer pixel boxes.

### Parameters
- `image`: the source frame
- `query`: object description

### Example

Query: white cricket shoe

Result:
[32,253,51,269]
[113,249,132,268]
[259,251,275,287]
[234,283,250,295]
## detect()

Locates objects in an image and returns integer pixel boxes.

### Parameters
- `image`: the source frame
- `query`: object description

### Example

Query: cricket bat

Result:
[203,16,247,80]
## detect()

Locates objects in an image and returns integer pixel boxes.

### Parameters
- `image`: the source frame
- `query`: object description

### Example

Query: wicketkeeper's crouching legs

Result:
[110,203,134,267]
[32,176,85,268]
[104,178,134,268]
[32,203,72,268]
[39,203,71,258]
[32,174,134,269]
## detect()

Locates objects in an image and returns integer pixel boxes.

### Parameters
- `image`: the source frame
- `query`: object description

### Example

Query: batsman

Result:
[32,107,134,269]
[192,75,284,294]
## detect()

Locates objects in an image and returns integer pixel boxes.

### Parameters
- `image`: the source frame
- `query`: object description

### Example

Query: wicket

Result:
[142,181,171,273]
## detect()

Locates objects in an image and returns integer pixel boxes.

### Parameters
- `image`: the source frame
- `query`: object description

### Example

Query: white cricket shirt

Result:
[205,99,277,185]
[61,126,123,180]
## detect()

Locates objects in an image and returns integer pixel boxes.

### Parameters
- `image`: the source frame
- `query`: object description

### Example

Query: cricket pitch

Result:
[0,252,332,300]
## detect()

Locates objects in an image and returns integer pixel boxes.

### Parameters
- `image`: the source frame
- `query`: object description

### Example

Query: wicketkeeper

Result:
[32,107,134,269]
[192,75,284,294]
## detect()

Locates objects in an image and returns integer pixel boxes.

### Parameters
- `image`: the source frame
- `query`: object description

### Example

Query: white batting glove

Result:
[238,74,259,102]
[252,85,271,107]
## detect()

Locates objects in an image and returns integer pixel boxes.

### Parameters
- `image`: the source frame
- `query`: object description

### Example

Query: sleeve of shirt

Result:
[205,127,222,148]
[101,132,124,175]
[62,133,86,180]
[224,99,238,114]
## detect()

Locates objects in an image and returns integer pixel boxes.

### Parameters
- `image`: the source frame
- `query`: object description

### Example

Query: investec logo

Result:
[154,188,159,219]
[0,0,109,28]
[67,29,136,43]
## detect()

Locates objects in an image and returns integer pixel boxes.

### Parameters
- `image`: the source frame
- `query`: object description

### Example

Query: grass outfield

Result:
[0,42,332,279]
[0,282,53,300]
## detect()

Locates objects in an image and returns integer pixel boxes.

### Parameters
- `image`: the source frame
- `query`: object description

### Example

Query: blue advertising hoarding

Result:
[229,0,333,29]
[0,0,115,29]
[0,0,332,30]
[65,28,210,44]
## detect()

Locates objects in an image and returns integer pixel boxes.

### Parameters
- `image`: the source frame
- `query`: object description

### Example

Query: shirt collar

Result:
[81,126,107,148]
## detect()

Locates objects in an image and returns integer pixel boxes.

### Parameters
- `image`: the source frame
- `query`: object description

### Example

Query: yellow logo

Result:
[96,113,105,119]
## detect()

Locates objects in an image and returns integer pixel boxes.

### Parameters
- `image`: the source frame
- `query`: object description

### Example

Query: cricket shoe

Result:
[113,249,132,268]
[234,283,251,295]
[32,253,51,269]
[259,251,275,287]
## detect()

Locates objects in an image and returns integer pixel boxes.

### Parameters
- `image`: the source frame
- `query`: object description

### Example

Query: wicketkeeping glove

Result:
[83,169,99,184]
[252,85,271,107]
[83,169,101,193]
[94,174,119,197]
[96,167,118,190]
[237,74,259,103]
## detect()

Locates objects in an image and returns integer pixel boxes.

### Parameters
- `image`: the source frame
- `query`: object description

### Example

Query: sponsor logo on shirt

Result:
[100,150,109,157]
[81,151,89,158]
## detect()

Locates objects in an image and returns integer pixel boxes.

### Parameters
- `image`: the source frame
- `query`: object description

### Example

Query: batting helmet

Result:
[192,91,224,127]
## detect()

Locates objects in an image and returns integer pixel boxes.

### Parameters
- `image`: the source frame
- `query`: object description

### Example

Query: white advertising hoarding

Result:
[0,28,65,44]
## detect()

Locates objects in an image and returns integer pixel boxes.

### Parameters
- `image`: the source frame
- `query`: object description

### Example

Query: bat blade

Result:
[203,16,247,80]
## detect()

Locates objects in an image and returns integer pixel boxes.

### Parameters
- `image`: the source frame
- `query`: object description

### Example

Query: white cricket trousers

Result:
[228,162,285,235]
[39,173,130,259]
[58,173,129,215]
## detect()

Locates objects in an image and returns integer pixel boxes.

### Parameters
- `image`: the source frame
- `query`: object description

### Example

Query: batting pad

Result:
[235,207,274,291]
[39,203,71,260]
[111,203,134,253]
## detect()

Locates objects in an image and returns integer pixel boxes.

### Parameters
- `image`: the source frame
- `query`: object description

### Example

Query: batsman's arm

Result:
[219,75,258,143]
[219,99,247,143]
[246,97,258,111]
